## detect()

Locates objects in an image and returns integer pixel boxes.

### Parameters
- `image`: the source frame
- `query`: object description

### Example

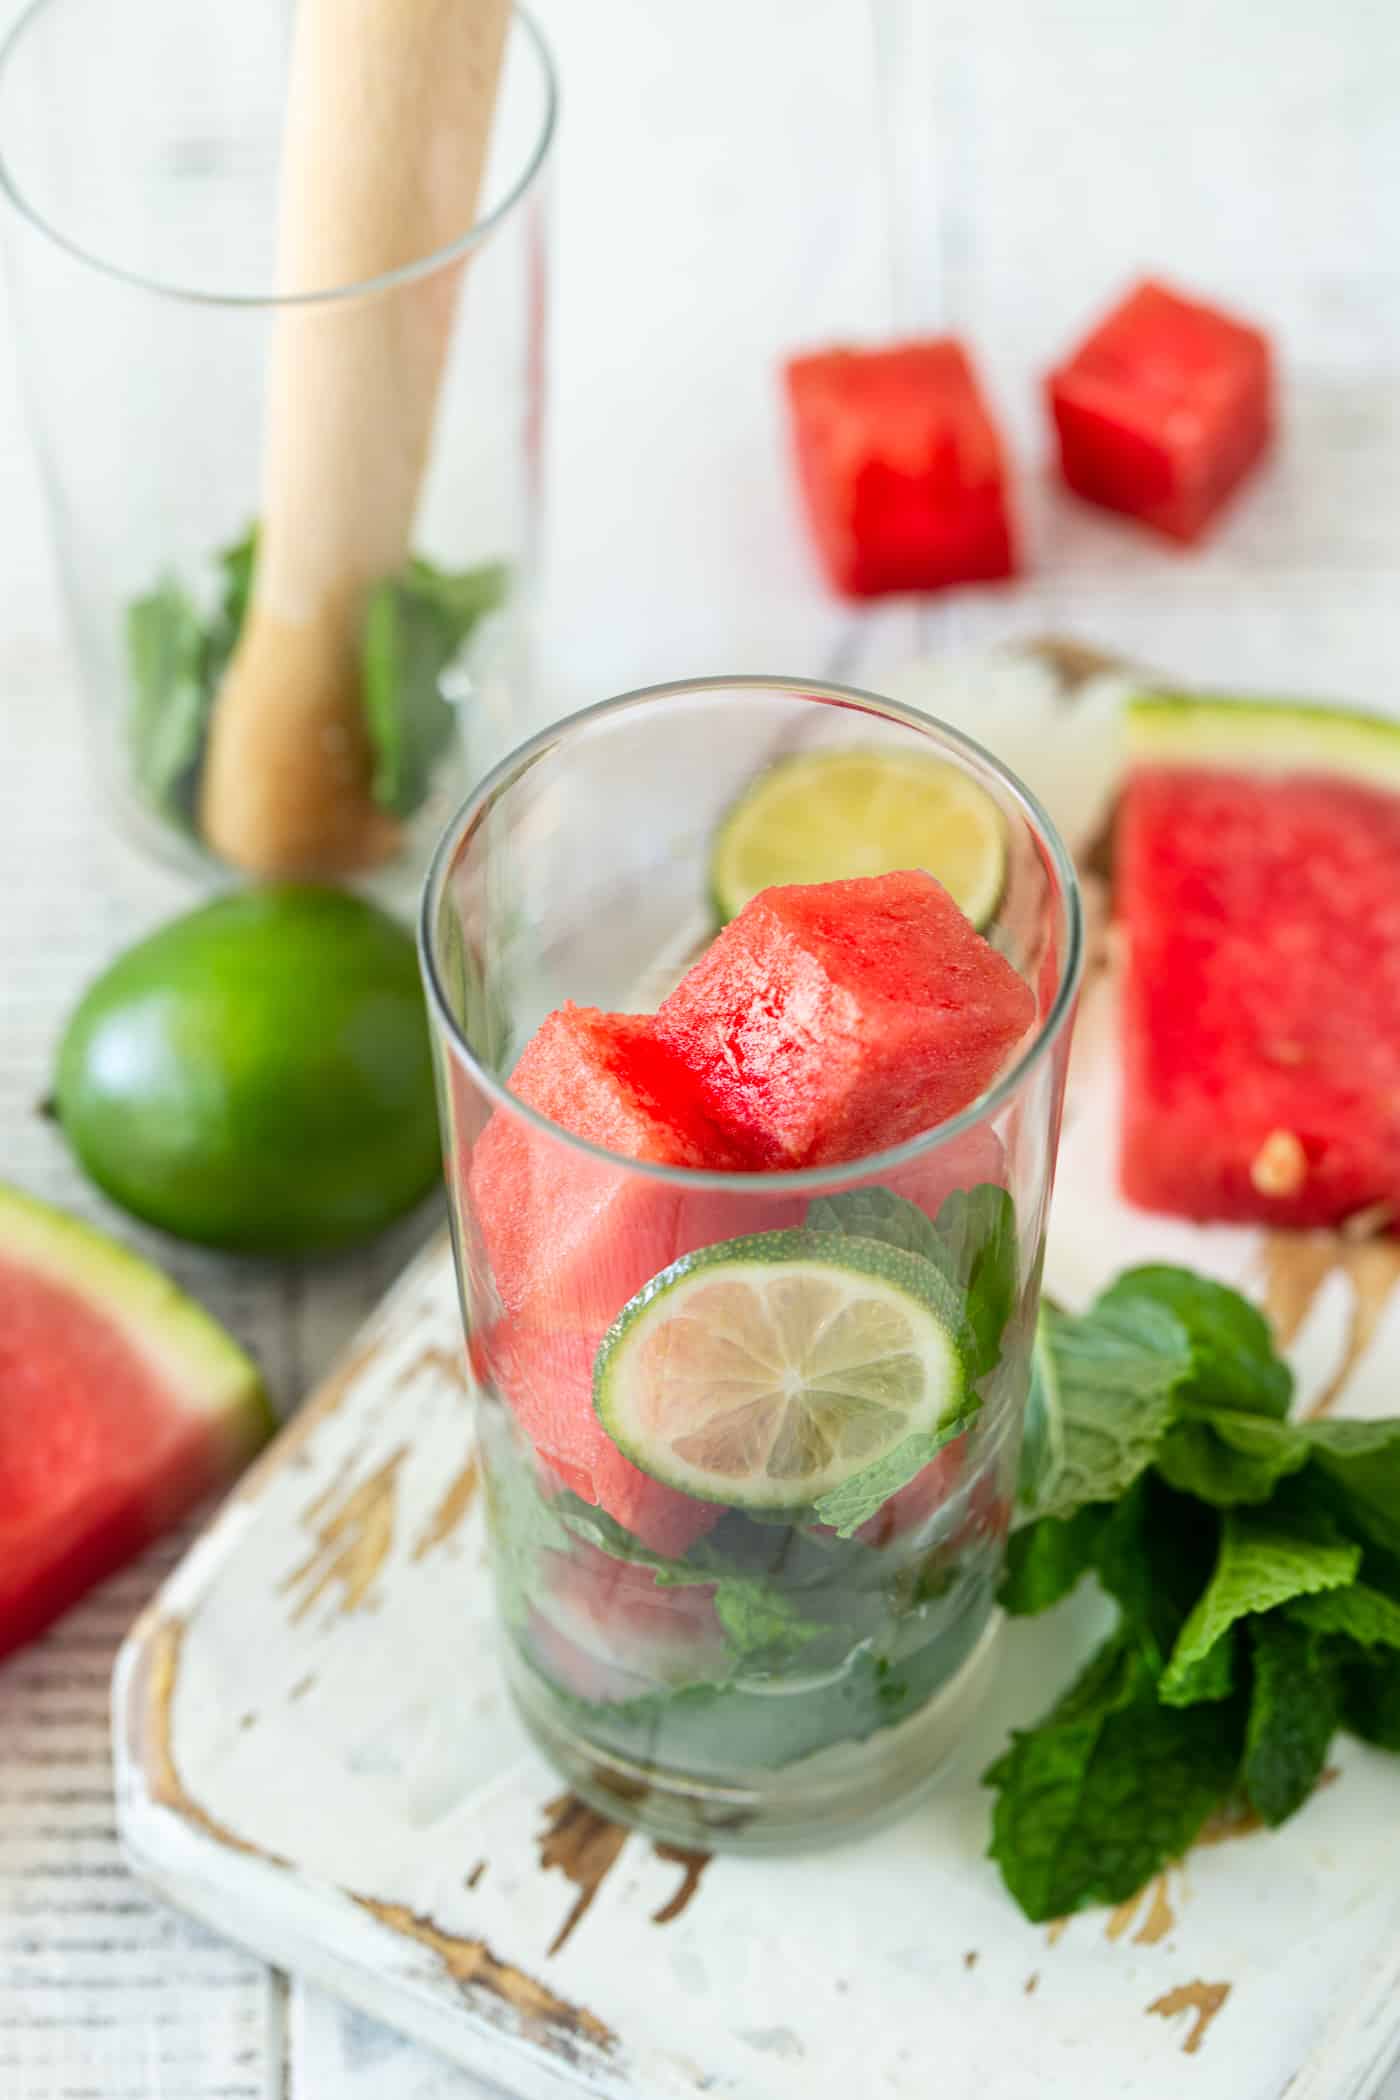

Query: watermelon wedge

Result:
[656,870,1036,1169]
[0,1184,273,1660]
[1118,695,1400,1228]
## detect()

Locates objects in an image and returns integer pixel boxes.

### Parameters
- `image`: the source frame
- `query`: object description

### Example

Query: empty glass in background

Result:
[0,0,554,898]
[421,677,1083,1852]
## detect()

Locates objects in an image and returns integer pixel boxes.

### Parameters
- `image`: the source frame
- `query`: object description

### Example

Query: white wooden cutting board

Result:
[112,649,1400,2100]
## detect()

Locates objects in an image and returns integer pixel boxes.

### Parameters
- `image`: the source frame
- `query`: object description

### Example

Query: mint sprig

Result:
[126,527,505,833]
[985,1634,1244,1924]
[986,1262,1400,1923]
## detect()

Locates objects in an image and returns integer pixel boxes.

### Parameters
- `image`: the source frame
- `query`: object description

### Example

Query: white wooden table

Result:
[2,2,1399,2093]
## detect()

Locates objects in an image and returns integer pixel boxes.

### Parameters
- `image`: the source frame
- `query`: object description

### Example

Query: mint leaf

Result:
[1291,1581,1400,1649]
[812,1411,977,1539]
[125,530,505,836]
[807,1186,943,1265]
[1096,1477,1221,1675]
[126,577,211,830]
[1160,1626,1236,1707]
[1243,1615,1338,1825]
[202,524,258,690]
[1160,1512,1360,1702]
[554,1492,829,1664]
[362,558,507,817]
[1304,1420,1400,1558]
[1156,1410,1309,1508]
[1019,1296,1190,1520]
[1000,1477,1216,1678]
[807,1182,1016,1380]
[1099,1265,1292,1419]
[1000,1504,1110,1616]
[1341,1651,1400,1751]
[711,1580,824,1665]
[984,1634,1244,1923]
[933,1184,1018,1380]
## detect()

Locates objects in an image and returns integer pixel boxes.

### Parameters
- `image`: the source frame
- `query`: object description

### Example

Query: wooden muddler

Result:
[200,0,510,879]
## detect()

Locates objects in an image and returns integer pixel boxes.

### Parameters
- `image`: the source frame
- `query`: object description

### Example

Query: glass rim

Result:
[420,674,1086,1196]
[0,0,557,310]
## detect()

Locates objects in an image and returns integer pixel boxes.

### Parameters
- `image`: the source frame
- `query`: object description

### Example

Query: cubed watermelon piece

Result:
[656,872,1036,1169]
[1047,278,1273,544]
[1118,731,1400,1228]
[784,340,1018,598]
[467,1005,746,1335]
[487,1325,721,1557]
[532,1538,730,1696]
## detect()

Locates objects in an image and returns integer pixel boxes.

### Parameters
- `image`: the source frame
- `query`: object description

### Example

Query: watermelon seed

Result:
[1250,1130,1307,1199]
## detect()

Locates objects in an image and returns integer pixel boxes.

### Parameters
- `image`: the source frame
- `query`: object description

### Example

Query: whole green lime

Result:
[55,887,441,1255]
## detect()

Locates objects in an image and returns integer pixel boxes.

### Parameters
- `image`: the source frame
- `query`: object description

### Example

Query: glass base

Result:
[504,1609,1005,1856]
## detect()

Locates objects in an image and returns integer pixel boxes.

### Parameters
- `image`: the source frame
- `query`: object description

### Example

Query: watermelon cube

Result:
[527,1531,731,1705]
[656,871,1036,1169]
[784,340,1018,599]
[467,1005,744,1335]
[489,1326,721,1557]
[1118,741,1400,1228]
[1047,279,1273,544]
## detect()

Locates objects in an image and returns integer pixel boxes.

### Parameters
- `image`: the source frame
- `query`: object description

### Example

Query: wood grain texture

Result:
[199,0,510,877]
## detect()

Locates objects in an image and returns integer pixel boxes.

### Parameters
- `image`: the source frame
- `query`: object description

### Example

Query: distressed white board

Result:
[113,642,1400,2100]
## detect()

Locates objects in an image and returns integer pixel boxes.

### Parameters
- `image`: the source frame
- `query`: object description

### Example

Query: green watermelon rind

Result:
[1126,692,1400,788]
[0,1181,274,1462]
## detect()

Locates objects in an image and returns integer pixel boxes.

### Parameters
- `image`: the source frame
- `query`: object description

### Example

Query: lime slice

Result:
[594,1230,969,1510]
[709,747,1008,927]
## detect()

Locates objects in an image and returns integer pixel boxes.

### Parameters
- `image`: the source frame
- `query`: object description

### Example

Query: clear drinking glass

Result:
[421,678,1082,1851]
[0,0,554,895]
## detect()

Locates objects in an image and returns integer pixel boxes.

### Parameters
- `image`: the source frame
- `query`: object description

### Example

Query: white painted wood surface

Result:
[102,937,1400,2100]
[2,0,1400,2094]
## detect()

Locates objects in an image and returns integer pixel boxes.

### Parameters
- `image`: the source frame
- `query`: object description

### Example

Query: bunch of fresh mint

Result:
[126,526,506,835]
[987,1264,1400,1922]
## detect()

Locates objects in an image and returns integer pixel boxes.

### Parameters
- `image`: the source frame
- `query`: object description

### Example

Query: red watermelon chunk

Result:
[489,1327,721,1556]
[1047,279,1273,544]
[468,1005,748,1335]
[655,871,1035,1169]
[784,340,1018,598]
[1118,751,1400,1228]
[0,1184,271,1661]
[532,1538,729,1697]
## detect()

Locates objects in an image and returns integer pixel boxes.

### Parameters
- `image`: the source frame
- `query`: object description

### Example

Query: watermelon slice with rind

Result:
[0,1183,273,1659]
[1119,695,1400,1229]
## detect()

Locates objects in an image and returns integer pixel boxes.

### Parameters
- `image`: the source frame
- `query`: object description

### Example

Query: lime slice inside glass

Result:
[594,1230,969,1510]
[709,747,1008,927]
